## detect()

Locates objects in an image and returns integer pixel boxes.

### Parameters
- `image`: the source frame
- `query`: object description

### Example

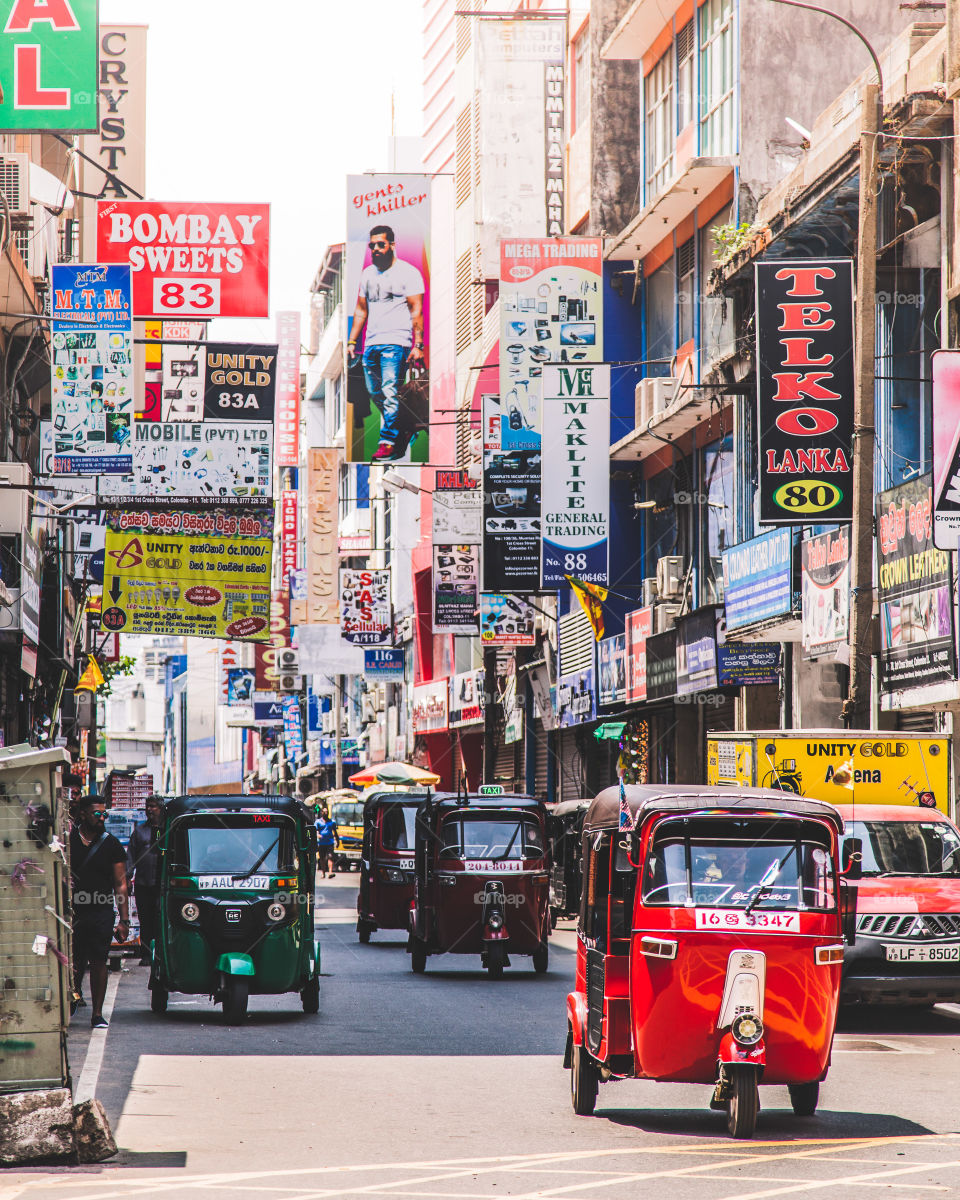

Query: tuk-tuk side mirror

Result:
[839,878,858,946]
[841,837,862,880]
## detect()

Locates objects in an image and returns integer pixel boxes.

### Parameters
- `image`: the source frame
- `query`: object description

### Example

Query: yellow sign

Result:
[102,508,273,641]
[707,733,950,813]
[74,655,105,692]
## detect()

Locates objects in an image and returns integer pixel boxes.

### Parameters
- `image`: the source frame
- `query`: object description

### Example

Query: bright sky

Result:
[98,0,423,342]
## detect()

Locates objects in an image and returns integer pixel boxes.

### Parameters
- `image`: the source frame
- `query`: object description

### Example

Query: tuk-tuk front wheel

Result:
[726,1065,759,1138]
[410,937,427,974]
[301,977,320,1014]
[533,942,548,974]
[150,981,168,1014]
[570,1042,598,1116]
[788,1081,819,1116]
[358,920,373,944]
[223,976,249,1025]
[485,943,506,980]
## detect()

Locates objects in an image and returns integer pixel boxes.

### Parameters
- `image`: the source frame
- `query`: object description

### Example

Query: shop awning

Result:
[594,722,626,741]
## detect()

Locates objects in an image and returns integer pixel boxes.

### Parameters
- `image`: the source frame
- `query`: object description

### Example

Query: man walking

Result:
[70,794,129,1028]
[127,795,163,965]
[348,224,425,462]
[315,806,338,879]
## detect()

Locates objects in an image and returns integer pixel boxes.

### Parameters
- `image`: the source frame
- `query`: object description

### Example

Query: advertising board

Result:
[479,593,535,646]
[625,607,652,704]
[0,0,98,131]
[340,568,392,646]
[433,544,479,634]
[722,529,795,632]
[801,526,850,659]
[598,634,626,706]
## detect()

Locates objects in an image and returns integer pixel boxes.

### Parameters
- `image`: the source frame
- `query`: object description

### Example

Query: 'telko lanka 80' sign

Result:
[755,260,855,525]
[96,200,270,319]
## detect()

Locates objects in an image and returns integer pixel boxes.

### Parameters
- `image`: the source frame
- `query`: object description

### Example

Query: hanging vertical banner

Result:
[540,363,610,586]
[479,593,536,646]
[755,259,855,525]
[275,311,301,466]
[340,568,392,645]
[345,174,431,464]
[482,392,541,592]
[51,263,134,474]
[0,0,99,131]
[282,694,304,767]
[625,607,652,704]
[801,526,850,659]
[432,470,482,543]
[433,544,480,634]
[161,321,206,420]
[280,489,298,583]
[255,590,290,688]
[931,350,960,549]
[304,447,339,624]
[598,634,626,706]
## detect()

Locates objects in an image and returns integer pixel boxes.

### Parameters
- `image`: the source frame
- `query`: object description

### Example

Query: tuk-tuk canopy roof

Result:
[585,784,845,836]
[429,792,545,816]
[549,798,591,818]
[164,794,313,822]
[361,787,436,818]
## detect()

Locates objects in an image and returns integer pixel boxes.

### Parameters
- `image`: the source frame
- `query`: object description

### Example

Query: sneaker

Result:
[371,441,396,461]
[91,1015,108,1030]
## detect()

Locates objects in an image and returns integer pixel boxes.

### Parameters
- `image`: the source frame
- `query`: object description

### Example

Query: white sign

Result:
[296,624,366,676]
[432,489,482,543]
[340,568,392,646]
[412,679,448,733]
[694,909,800,932]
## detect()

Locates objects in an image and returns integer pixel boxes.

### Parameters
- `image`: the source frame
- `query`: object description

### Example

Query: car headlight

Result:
[267,901,286,921]
[731,1012,764,1046]
[181,902,200,922]
[487,911,504,930]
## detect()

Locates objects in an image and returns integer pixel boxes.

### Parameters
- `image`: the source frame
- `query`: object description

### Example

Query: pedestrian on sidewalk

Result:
[315,807,338,879]
[127,795,163,965]
[70,794,129,1028]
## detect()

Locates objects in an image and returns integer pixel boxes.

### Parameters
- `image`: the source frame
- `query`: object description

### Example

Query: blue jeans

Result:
[362,344,409,445]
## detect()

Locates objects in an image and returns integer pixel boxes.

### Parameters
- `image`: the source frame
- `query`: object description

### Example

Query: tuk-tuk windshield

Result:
[642,823,835,910]
[176,816,297,876]
[439,815,544,860]
[331,803,365,826]
[381,805,418,851]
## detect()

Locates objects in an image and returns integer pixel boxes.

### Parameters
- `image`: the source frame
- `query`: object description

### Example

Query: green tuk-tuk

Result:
[148,795,320,1023]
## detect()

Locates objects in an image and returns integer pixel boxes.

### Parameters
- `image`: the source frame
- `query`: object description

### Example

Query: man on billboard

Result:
[347,225,425,462]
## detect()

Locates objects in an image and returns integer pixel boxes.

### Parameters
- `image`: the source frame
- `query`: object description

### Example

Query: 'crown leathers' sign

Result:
[755,260,854,525]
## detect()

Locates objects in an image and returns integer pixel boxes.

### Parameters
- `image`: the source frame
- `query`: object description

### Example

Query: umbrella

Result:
[348,761,440,787]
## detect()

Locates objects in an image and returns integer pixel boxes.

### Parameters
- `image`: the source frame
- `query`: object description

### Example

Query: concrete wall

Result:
[589,0,642,236]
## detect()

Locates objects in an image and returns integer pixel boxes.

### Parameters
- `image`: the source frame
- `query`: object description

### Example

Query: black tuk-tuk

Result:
[357,788,429,942]
[547,798,590,926]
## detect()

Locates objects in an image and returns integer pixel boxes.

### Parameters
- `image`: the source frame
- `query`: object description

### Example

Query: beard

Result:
[371,249,394,269]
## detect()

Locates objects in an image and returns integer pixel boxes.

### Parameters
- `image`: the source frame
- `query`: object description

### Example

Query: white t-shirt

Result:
[358,258,424,348]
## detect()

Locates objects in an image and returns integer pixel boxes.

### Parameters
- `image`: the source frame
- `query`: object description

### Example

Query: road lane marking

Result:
[715,1157,960,1200]
[73,971,121,1104]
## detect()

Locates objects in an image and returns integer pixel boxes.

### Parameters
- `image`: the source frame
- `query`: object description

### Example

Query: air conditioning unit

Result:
[361,696,377,724]
[321,711,335,734]
[278,673,302,692]
[0,462,30,535]
[656,555,686,601]
[634,377,677,429]
[654,602,682,633]
[277,648,299,673]
[642,576,658,608]
[0,155,31,217]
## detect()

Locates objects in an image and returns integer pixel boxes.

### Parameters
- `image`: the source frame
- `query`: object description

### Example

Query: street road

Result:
[5,874,960,1199]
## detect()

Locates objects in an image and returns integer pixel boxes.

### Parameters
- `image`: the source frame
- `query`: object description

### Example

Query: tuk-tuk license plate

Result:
[463,861,524,873]
[884,944,960,962]
[695,908,799,932]
[198,875,269,890]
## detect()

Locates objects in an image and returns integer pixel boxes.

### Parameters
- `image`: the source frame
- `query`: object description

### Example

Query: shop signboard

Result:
[433,470,482,543]
[255,591,290,690]
[625,607,652,704]
[598,634,626,706]
[364,648,404,681]
[716,612,781,686]
[0,0,98,131]
[282,694,304,767]
[503,657,523,744]
[449,669,484,727]
[102,508,273,641]
[540,363,609,587]
[479,592,535,646]
[557,667,596,728]
[675,609,718,696]
[340,568,392,646]
[755,259,855,525]
[931,350,960,549]
[96,200,270,318]
[281,489,298,581]
[20,530,41,678]
[722,528,794,632]
[481,393,540,592]
[433,544,479,634]
[51,262,133,474]
[344,174,431,464]
[876,475,955,704]
[275,311,300,467]
[252,692,284,727]
[160,322,206,420]
[412,679,448,734]
[645,630,677,702]
[304,447,339,624]
[225,667,255,705]
[801,526,850,658]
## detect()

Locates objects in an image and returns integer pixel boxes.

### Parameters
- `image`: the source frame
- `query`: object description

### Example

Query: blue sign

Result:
[307,690,332,734]
[557,667,596,727]
[282,695,304,766]
[676,609,717,695]
[318,737,360,767]
[717,642,782,687]
[364,648,404,681]
[253,698,284,726]
[226,668,255,705]
[722,529,795,631]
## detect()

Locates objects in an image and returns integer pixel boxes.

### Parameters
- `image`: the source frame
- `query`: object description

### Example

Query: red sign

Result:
[626,607,653,704]
[275,311,301,466]
[255,590,290,690]
[96,200,270,318]
[281,490,298,581]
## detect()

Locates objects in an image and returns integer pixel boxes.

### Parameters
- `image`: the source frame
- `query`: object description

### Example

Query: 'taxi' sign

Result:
[0,0,98,131]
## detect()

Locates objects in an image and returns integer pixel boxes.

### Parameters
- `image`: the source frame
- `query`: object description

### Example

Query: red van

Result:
[837,804,960,1005]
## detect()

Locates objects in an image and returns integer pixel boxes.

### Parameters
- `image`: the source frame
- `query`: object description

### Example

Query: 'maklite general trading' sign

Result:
[755,260,854,525]
[0,0,98,131]
[97,200,270,318]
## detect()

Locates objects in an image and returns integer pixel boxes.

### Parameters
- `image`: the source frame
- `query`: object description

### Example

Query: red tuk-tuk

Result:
[565,785,856,1137]
[357,789,429,943]
[409,789,551,977]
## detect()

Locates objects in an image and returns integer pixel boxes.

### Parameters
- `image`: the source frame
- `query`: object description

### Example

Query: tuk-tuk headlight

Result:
[487,911,504,931]
[181,902,200,923]
[731,1012,764,1046]
[267,901,286,922]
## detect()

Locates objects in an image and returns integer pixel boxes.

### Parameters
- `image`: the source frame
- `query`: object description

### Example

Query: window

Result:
[699,204,736,369]
[572,26,590,133]
[644,47,674,200]
[699,0,735,155]
[676,20,695,131]
[644,259,676,374]
[847,819,960,877]
[439,816,544,860]
[381,805,418,851]
[180,817,296,876]
[677,237,695,346]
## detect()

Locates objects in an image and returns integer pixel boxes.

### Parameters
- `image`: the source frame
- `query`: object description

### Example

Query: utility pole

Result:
[335,673,344,789]
[844,82,880,729]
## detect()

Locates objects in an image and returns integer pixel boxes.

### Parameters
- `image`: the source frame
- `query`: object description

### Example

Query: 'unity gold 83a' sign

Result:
[0,0,98,132]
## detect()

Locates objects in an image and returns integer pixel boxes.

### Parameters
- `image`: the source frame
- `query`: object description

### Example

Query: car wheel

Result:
[788,1081,819,1116]
[570,1042,598,1115]
[223,977,249,1025]
[726,1066,759,1138]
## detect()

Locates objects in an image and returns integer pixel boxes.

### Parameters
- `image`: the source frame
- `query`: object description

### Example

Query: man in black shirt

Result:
[70,794,129,1028]
[127,795,163,965]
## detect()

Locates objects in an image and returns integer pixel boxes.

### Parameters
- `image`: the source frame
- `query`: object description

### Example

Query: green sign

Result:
[478,784,504,796]
[0,0,98,131]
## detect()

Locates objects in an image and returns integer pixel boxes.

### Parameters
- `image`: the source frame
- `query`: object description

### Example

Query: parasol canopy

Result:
[348,761,441,787]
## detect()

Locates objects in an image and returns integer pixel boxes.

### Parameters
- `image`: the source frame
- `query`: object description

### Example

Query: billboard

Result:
[96,200,270,318]
[0,0,98,131]
[625,607,652,704]
[557,668,596,727]
[364,648,404,681]
[51,263,133,474]
[722,529,794,632]
[482,392,540,592]
[280,489,298,581]
[412,679,448,734]
[598,634,626,706]
[275,311,300,467]
[432,472,482,543]
[225,667,255,705]
[101,508,273,640]
[449,669,484,727]
[540,363,609,587]
[755,260,855,525]
[345,174,430,464]
[876,475,955,703]
[801,526,849,659]
[340,568,392,646]
[301,448,339,625]
[932,350,960,549]
[480,593,536,646]
[676,609,718,696]
[645,630,677,702]
[433,544,479,634]
[255,591,290,690]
